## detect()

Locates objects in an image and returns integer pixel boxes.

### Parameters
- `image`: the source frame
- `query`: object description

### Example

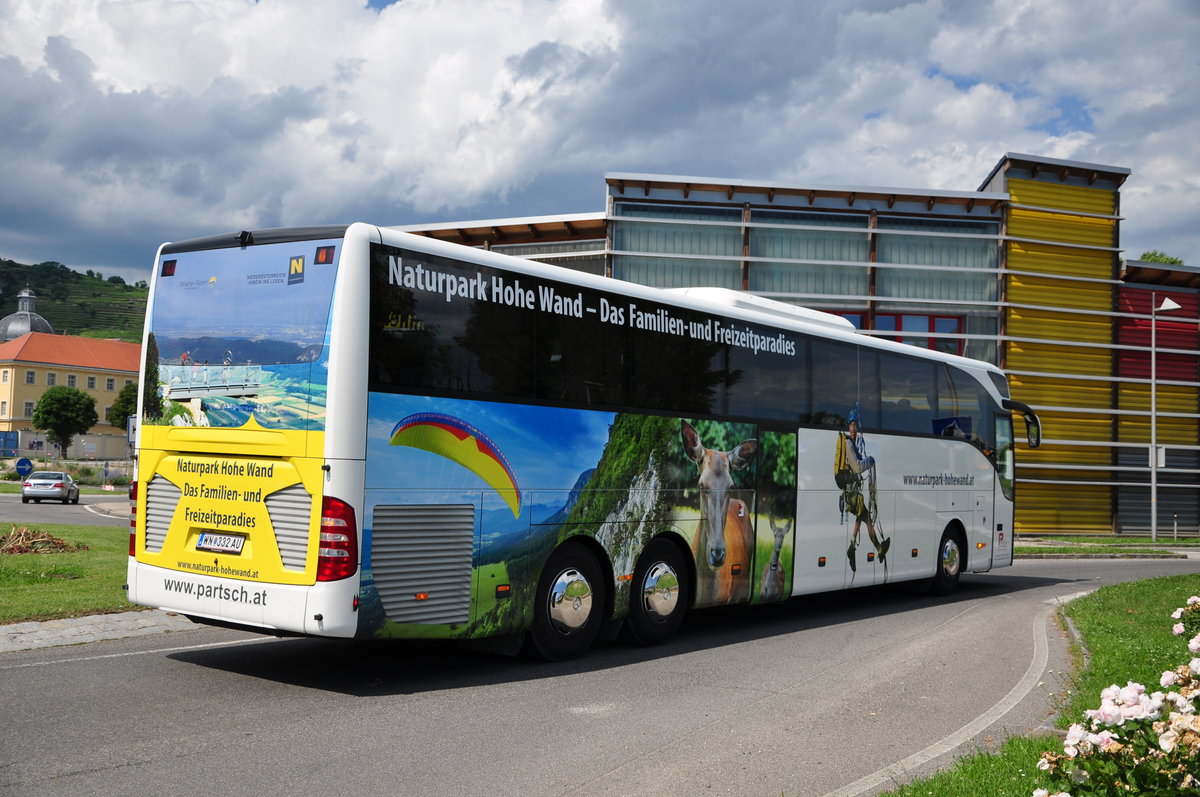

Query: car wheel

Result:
[21,496,28,504]
[71,494,79,505]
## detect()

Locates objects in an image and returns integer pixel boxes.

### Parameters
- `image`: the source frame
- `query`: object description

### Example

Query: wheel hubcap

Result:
[640,562,680,622]
[547,567,593,635]
[941,540,960,577]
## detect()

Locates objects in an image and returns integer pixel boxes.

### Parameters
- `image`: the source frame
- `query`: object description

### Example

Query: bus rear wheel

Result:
[930,527,963,595]
[625,538,689,647]
[526,541,607,661]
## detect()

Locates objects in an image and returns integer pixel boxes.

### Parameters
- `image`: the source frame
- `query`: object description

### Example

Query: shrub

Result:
[1033,596,1200,794]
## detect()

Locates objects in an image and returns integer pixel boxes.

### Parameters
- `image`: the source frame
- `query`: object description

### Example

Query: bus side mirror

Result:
[1002,399,1042,449]
[1023,413,1042,448]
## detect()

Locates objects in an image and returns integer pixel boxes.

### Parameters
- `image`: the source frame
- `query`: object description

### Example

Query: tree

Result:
[142,333,163,420]
[1140,249,1185,265]
[32,386,99,454]
[107,382,139,429]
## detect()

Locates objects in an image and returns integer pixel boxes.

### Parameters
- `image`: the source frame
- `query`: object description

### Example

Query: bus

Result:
[127,223,1042,660]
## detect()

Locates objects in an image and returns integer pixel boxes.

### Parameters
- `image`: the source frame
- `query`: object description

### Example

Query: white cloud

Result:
[0,0,1198,278]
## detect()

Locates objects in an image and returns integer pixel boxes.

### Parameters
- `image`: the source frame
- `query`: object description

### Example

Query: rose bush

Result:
[1033,596,1200,796]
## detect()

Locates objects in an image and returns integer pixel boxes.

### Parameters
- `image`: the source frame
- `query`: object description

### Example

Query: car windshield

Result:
[29,472,64,480]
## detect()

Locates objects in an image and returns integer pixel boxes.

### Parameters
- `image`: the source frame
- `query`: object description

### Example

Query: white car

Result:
[21,471,81,504]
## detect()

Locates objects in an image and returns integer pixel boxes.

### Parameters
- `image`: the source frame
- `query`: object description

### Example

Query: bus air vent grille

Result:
[265,484,312,571]
[371,504,474,625]
[145,475,181,553]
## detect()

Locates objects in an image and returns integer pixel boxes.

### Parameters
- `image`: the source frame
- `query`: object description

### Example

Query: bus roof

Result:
[155,223,1009,390]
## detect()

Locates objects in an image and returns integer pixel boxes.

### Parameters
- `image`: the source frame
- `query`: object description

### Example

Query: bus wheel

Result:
[930,527,963,595]
[625,538,689,646]
[527,541,606,661]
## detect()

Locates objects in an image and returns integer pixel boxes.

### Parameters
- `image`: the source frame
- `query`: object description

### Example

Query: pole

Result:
[1151,292,1158,542]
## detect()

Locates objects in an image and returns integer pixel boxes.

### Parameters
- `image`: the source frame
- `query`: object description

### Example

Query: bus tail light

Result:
[128,480,138,556]
[317,496,358,581]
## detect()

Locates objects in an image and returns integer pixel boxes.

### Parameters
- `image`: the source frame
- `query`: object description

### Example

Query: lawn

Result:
[879,573,1200,796]
[0,523,135,622]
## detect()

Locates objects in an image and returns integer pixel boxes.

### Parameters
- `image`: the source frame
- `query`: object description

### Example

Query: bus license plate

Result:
[196,532,246,555]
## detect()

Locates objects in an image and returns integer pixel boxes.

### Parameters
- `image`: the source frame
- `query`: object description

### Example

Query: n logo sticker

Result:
[289,255,305,285]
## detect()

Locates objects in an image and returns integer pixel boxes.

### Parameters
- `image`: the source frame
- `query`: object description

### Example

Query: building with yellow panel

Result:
[403,153,1198,535]
[980,156,1126,532]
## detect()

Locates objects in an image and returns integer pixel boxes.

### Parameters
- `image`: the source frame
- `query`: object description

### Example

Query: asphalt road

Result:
[4,557,1198,797]
[0,491,128,527]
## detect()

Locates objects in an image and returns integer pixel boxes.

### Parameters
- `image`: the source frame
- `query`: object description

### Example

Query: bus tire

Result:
[526,541,607,661]
[625,538,689,647]
[930,526,963,595]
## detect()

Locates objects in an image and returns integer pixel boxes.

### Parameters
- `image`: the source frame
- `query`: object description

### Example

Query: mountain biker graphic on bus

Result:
[834,403,890,574]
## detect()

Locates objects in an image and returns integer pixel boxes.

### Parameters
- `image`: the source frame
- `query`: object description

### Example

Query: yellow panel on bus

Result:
[135,427,326,584]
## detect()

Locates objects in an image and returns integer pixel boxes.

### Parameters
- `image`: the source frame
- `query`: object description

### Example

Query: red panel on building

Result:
[1116,289,1198,381]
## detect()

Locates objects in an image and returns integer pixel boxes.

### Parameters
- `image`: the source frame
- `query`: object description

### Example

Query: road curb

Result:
[1016,553,1189,559]
[0,610,195,653]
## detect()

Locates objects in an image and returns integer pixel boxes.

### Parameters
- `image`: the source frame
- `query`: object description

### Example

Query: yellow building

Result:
[0,332,141,459]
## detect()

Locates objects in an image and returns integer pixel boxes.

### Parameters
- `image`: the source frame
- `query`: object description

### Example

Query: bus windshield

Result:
[146,237,341,431]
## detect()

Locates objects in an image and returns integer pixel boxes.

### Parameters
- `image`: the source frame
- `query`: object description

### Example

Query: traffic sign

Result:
[15,458,33,478]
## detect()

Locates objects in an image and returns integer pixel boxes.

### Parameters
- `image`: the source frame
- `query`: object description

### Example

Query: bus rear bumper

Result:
[127,560,359,638]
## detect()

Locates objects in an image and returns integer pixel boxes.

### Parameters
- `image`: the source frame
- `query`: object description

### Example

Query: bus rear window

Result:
[144,238,342,431]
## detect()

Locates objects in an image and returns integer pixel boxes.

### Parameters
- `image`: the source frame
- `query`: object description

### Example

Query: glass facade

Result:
[609,200,1001,363]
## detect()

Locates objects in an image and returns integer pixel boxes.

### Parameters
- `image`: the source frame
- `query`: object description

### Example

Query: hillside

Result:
[0,258,147,343]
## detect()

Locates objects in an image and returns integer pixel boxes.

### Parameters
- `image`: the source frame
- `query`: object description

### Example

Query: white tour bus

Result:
[127,223,1041,659]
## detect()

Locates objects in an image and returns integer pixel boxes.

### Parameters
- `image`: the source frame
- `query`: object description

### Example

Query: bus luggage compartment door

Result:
[369,503,475,624]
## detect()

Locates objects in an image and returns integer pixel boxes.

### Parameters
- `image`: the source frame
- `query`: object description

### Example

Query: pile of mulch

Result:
[0,526,88,555]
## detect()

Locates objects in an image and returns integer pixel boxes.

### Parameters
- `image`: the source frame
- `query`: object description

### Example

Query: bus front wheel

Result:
[526,541,607,661]
[930,527,963,595]
[625,538,689,647]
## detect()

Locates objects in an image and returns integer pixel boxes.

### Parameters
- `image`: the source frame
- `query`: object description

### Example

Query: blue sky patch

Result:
[1031,94,1096,136]
[925,65,980,92]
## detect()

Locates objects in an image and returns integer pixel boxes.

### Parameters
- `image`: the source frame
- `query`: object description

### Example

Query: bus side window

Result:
[879,352,934,435]
[810,340,859,427]
[536,303,623,406]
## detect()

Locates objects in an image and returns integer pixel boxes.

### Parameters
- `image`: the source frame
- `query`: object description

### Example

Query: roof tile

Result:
[0,332,140,373]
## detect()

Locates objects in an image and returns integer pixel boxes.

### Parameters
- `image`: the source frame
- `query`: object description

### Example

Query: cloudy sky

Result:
[1,0,1197,282]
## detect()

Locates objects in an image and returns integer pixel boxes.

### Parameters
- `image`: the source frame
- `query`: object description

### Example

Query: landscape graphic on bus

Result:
[144,239,341,430]
[357,392,798,639]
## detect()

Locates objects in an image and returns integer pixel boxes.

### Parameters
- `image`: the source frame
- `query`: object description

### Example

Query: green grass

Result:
[0,524,135,622]
[1022,535,1200,547]
[878,574,1200,796]
[1058,574,1199,722]
[881,736,1059,797]
[1015,546,1183,556]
